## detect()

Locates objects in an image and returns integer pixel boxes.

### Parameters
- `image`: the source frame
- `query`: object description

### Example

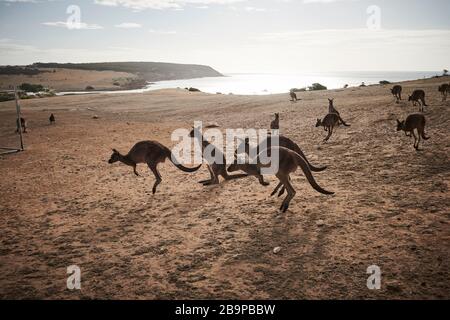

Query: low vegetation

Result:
[308,83,328,91]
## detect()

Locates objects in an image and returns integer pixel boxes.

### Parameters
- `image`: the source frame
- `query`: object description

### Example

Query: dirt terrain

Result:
[0,76,449,299]
[0,68,139,91]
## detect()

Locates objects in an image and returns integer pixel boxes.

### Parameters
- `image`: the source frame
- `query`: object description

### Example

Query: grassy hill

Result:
[31,62,223,82]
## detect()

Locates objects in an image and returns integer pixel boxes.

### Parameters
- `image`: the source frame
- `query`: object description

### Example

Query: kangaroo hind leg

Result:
[148,164,162,194]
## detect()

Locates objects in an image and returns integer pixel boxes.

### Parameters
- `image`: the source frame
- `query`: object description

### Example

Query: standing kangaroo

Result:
[270,113,280,130]
[396,114,430,150]
[189,127,248,185]
[108,141,202,194]
[228,147,334,213]
[391,85,402,103]
[16,117,27,133]
[328,98,340,115]
[316,113,350,142]
[49,113,55,124]
[408,89,428,112]
[438,83,450,101]
[290,91,299,102]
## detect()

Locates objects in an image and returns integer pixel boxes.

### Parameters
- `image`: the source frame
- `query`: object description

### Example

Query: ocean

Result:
[57,71,441,96]
[145,71,440,95]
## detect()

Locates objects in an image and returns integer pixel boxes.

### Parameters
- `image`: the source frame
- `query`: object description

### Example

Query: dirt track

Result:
[0,76,449,299]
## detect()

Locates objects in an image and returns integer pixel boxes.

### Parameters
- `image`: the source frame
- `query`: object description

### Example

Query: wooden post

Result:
[14,86,24,151]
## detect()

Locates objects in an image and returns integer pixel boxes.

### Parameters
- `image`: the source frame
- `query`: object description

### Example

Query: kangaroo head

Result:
[315,119,322,127]
[396,119,405,131]
[408,95,413,101]
[189,127,202,138]
[390,88,394,94]
[274,113,279,119]
[328,98,334,105]
[108,149,120,164]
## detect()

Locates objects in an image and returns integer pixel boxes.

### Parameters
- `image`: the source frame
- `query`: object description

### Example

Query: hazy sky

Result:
[0,0,449,73]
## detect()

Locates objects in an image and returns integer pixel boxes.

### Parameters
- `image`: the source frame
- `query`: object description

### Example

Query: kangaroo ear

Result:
[112,148,118,153]
[396,119,401,124]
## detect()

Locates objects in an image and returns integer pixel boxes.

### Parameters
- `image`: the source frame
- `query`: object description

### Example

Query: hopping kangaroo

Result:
[408,89,428,112]
[234,135,328,195]
[189,127,248,185]
[316,113,350,142]
[438,83,450,101]
[16,117,27,133]
[108,141,201,194]
[270,113,280,130]
[391,85,402,103]
[396,114,430,150]
[228,147,334,213]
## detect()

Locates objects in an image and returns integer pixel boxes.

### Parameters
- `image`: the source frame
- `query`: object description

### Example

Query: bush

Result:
[19,83,44,92]
[0,92,15,102]
[308,83,327,91]
[379,80,391,85]
[188,87,201,92]
[85,85,95,90]
[291,87,307,92]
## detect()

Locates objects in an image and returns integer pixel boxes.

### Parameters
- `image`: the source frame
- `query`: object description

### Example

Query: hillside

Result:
[31,62,224,82]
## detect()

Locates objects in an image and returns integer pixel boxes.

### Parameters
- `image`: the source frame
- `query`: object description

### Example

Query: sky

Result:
[0,0,449,73]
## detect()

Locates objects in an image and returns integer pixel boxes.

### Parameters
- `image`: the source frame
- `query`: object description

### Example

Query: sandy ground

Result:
[0,68,138,91]
[0,76,449,300]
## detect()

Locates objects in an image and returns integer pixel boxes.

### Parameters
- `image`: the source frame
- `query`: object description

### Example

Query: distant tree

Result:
[308,83,327,91]
[19,83,44,92]
[444,69,449,76]
[379,80,391,85]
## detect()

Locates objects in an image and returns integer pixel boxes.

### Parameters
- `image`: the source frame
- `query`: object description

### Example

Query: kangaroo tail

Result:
[169,153,202,172]
[339,116,350,127]
[292,144,327,172]
[293,152,334,195]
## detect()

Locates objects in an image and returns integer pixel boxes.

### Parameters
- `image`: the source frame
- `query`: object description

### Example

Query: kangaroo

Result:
[270,113,280,130]
[228,147,334,213]
[396,114,430,150]
[15,117,27,133]
[438,83,450,101]
[391,85,402,103]
[316,113,350,142]
[108,141,202,194]
[49,113,55,124]
[328,98,340,115]
[235,135,328,197]
[408,89,428,112]
[237,135,327,173]
[290,91,299,102]
[189,127,248,185]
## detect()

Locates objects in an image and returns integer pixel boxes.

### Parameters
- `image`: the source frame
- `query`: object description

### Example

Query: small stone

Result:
[316,220,325,227]
[273,247,282,254]
[92,115,99,119]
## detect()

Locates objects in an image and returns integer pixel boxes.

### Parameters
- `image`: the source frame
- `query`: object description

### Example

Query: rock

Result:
[92,115,99,119]
[273,247,282,254]
[316,220,325,227]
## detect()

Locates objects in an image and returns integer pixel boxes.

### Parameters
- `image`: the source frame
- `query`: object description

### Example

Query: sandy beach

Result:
[0,76,449,299]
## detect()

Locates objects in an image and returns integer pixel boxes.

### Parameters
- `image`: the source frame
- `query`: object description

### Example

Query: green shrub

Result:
[379,80,391,85]
[308,83,327,91]
[19,83,44,92]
